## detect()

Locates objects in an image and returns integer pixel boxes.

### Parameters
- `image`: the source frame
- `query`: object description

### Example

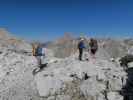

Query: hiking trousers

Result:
[90,49,97,55]
[36,56,45,65]
[79,48,83,61]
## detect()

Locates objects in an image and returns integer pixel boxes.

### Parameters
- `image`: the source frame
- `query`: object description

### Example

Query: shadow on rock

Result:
[32,63,48,75]
[121,67,133,100]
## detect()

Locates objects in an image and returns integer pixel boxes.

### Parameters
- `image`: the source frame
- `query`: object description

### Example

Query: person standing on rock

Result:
[35,44,45,66]
[89,38,98,59]
[78,38,85,61]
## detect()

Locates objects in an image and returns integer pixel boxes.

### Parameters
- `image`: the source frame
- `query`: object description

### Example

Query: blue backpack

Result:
[78,41,85,49]
[36,47,42,56]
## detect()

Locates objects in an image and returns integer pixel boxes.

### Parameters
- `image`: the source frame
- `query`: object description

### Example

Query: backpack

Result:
[78,41,85,49]
[89,39,98,50]
[36,47,43,56]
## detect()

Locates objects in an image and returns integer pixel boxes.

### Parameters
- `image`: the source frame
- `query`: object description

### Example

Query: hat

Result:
[80,38,84,41]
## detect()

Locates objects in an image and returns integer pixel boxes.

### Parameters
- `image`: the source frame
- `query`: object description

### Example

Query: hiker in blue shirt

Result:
[78,38,85,61]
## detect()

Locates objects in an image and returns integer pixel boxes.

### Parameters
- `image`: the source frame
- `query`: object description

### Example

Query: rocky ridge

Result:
[0,30,132,100]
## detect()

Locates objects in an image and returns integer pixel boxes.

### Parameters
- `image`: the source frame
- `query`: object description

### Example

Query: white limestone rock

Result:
[107,92,123,100]
[34,54,126,99]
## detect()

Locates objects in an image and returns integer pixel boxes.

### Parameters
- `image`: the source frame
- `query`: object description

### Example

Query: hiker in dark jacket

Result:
[78,38,85,61]
[89,38,98,58]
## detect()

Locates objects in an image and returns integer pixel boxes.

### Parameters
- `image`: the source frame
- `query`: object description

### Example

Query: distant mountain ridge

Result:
[45,34,133,59]
[0,28,32,54]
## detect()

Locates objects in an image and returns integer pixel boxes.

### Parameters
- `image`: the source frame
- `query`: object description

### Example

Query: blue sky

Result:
[0,0,133,41]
